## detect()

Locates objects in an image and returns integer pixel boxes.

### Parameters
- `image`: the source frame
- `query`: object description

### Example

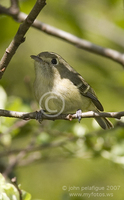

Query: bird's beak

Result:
[30,55,43,63]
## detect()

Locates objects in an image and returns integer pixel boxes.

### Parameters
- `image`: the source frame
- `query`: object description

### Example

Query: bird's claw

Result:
[76,109,82,123]
[36,110,44,123]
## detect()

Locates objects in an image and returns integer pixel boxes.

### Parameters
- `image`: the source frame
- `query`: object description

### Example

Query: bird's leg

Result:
[36,109,45,123]
[76,109,82,123]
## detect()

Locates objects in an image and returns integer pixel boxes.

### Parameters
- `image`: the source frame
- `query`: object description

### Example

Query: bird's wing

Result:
[73,74,104,111]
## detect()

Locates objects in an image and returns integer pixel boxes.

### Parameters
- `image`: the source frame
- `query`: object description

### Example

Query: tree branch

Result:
[0,5,124,67]
[0,109,124,121]
[32,20,124,66]
[9,0,19,17]
[0,0,46,79]
[0,1,19,17]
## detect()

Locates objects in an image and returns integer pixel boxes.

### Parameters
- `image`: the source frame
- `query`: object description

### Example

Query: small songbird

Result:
[31,51,113,129]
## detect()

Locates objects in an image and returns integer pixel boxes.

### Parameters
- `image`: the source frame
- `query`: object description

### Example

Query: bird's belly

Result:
[34,79,92,115]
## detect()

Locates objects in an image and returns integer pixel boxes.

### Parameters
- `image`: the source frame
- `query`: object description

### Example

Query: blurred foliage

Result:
[0,173,31,200]
[0,0,124,199]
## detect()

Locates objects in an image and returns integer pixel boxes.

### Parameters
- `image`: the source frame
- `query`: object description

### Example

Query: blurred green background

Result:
[0,0,124,199]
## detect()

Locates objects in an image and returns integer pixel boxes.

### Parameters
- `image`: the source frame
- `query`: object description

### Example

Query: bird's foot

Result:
[36,110,44,123]
[76,109,82,123]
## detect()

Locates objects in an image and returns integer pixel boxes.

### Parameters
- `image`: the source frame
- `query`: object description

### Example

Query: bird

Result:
[31,51,113,129]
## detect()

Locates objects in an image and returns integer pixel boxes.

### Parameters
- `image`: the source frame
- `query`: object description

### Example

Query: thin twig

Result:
[11,177,22,200]
[2,136,76,177]
[0,0,46,79]
[0,135,77,157]
[3,131,38,177]
[3,150,27,178]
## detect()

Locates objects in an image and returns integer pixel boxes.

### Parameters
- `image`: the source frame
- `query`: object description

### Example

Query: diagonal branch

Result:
[31,20,124,66]
[0,0,46,79]
[0,5,124,67]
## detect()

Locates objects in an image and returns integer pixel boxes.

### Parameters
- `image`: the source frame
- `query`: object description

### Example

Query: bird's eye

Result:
[51,58,57,65]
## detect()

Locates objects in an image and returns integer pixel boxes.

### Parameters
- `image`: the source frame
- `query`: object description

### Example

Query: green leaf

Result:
[0,174,31,200]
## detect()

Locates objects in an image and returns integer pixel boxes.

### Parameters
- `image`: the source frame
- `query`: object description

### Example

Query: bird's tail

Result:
[95,117,113,129]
